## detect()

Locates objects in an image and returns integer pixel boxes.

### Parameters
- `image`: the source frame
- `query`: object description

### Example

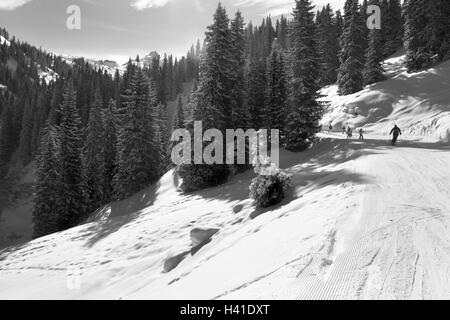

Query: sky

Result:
[0,0,345,64]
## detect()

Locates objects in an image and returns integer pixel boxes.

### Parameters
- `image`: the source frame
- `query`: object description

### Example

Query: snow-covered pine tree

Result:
[32,125,60,238]
[285,0,322,151]
[337,0,365,95]
[55,81,85,230]
[363,1,385,85]
[82,90,105,211]
[102,99,118,202]
[264,41,288,140]
[317,4,340,86]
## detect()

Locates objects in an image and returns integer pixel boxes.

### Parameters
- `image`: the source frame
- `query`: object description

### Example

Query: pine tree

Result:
[317,4,340,86]
[82,90,105,211]
[158,103,170,171]
[230,10,250,130]
[177,3,234,192]
[0,103,14,177]
[383,0,403,57]
[276,16,289,49]
[337,0,365,95]
[55,81,85,229]
[32,125,60,238]
[173,96,185,131]
[247,36,267,129]
[285,0,322,151]
[264,41,288,139]
[103,99,118,201]
[18,95,35,164]
[364,28,386,85]
[115,68,159,199]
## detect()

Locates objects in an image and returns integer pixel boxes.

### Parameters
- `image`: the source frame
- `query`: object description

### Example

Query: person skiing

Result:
[359,128,364,140]
[342,125,346,135]
[390,124,402,145]
[329,123,333,132]
[346,127,353,139]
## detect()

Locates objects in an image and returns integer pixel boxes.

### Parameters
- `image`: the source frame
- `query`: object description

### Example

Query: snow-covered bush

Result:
[249,158,292,208]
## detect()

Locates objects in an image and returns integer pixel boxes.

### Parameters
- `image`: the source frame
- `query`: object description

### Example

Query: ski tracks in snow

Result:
[297,138,450,299]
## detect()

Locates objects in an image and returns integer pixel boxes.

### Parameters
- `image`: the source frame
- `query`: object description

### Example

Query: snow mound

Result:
[320,52,450,142]
[38,67,58,84]
[0,35,10,46]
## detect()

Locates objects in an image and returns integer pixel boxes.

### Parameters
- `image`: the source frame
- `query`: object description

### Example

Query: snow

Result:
[60,54,124,76]
[320,50,450,142]
[0,35,10,46]
[2,51,450,299]
[38,67,58,85]
[2,132,450,299]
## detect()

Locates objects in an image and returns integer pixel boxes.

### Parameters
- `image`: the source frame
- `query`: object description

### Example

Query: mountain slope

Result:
[2,51,450,300]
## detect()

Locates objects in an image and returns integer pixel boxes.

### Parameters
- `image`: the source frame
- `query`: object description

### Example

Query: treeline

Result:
[0,27,201,237]
[31,52,201,237]
[404,0,450,72]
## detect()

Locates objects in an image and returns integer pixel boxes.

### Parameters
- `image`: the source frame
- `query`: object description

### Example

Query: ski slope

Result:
[1,52,450,300]
[1,133,450,299]
[320,51,450,142]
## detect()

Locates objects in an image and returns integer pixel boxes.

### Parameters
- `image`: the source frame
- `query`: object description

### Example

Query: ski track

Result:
[297,136,450,300]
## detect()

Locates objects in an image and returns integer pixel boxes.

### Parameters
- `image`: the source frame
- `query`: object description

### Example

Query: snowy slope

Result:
[2,134,450,300]
[0,139,368,299]
[320,51,450,142]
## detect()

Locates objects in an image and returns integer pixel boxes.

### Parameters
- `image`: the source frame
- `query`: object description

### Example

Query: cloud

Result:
[131,0,170,10]
[0,0,32,10]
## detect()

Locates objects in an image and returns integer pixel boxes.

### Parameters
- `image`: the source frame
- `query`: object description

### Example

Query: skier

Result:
[390,124,402,145]
[359,128,364,140]
[346,127,353,139]
[342,125,346,135]
[329,123,333,132]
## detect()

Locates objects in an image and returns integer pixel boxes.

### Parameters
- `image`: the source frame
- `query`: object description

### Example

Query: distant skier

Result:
[346,127,353,139]
[342,126,346,135]
[390,125,402,145]
[329,123,333,132]
[359,129,364,140]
